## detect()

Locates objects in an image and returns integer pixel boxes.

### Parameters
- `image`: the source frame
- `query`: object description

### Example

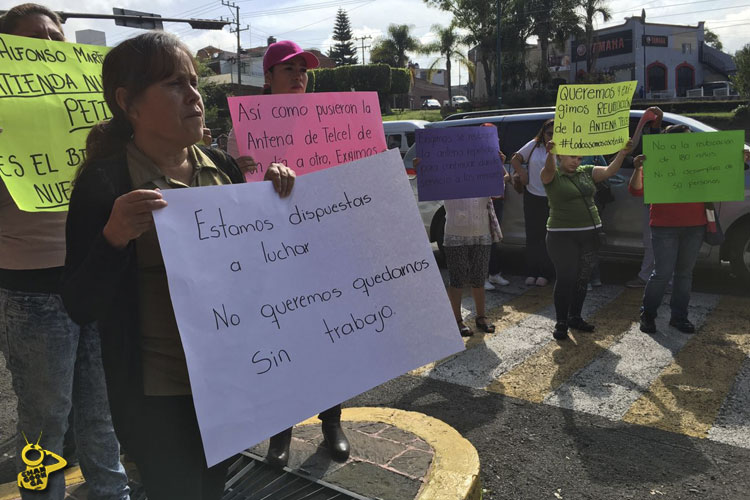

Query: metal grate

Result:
[221,452,372,500]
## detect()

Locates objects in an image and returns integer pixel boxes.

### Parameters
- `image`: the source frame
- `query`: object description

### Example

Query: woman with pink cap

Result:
[244,40,352,468]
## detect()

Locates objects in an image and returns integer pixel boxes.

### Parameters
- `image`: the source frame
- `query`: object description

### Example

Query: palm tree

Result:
[527,0,582,86]
[420,24,474,102]
[370,24,421,68]
[582,0,612,73]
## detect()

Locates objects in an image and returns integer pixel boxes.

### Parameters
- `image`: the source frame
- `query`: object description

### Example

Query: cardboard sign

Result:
[415,127,503,201]
[642,130,746,203]
[0,34,110,211]
[552,81,637,156]
[152,149,464,466]
[227,91,386,182]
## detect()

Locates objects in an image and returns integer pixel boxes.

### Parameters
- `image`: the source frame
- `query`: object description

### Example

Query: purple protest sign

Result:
[415,127,504,201]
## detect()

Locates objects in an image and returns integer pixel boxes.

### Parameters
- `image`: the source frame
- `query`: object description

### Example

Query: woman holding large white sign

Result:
[0,4,129,499]
[62,31,294,500]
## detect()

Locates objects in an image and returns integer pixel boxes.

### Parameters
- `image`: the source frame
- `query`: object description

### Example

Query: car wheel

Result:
[430,207,446,268]
[727,221,750,285]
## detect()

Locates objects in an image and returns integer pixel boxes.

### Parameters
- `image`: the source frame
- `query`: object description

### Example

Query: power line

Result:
[239,0,369,17]
[353,35,372,63]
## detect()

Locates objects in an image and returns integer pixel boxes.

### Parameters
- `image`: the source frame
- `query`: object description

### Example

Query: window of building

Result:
[682,43,692,54]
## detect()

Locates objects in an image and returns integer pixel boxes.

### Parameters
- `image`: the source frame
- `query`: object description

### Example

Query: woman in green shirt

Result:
[540,139,632,340]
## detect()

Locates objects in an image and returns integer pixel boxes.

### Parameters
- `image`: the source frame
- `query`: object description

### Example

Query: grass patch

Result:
[684,111,734,119]
[382,109,443,122]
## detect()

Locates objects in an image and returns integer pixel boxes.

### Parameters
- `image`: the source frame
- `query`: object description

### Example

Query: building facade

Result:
[568,16,735,97]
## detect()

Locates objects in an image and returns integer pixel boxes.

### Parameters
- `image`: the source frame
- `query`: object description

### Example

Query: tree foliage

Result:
[732,44,750,99]
[198,81,233,133]
[421,24,474,101]
[704,28,723,51]
[424,0,528,101]
[327,8,358,66]
[524,0,582,85]
[309,64,392,92]
[370,24,421,68]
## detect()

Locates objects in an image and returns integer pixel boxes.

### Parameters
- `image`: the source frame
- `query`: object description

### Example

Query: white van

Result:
[383,120,429,157]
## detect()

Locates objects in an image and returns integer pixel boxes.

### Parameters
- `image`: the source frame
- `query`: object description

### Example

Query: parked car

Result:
[383,120,429,157]
[403,109,750,284]
[451,95,470,106]
[421,99,441,109]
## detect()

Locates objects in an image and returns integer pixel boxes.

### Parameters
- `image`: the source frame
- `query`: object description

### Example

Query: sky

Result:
[35,0,750,82]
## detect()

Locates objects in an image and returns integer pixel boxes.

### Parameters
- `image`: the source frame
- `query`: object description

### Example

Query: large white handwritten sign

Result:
[153,149,464,466]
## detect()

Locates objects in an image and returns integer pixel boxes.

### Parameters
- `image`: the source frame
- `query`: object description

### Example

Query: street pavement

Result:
[348,263,750,499]
[0,256,748,499]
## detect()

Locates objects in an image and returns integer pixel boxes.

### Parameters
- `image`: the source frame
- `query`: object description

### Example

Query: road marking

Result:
[545,292,719,419]
[416,278,750,448]
[409,285,553,377]
[623,295,750,438]
[709,357,750,448]
[487,287,638,402]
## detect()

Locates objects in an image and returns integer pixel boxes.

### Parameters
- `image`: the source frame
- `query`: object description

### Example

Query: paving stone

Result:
[348,421,388,435]
[387,449,434,479]
[348,430,407,465]
[292,424,322,443]
[326,461,422,500]
[377,426,420,444]
[409,438,432,451]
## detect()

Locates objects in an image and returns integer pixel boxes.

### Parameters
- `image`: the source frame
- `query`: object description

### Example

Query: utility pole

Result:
[496,0,502,107]
[354,35,372,64]
[222,1,249,88]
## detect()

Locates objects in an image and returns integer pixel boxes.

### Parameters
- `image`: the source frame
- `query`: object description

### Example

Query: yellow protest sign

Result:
[552,80,637,156]
[0,34,111,212]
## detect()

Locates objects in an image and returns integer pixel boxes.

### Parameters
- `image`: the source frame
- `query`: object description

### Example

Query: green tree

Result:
[731,44,750,99]
[327,8,358,66]
[704,28,723,51]
[370,24,421,68]
[581,0,611,73]
[420,24,473,102]
[199,81,233,133]
[526,0,582,85]
[425,0,496,100]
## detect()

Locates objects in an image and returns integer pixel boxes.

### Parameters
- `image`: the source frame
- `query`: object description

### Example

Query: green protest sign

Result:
[552,81,637,156]
[642,130,745,203]
[0,34,111,212]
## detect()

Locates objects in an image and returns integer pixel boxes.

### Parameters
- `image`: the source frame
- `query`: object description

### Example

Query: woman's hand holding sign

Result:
[264,163,296,198]
[103,190,168,249]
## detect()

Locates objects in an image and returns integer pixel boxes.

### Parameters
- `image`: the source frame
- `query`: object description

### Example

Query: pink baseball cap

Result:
[263,40,320,73]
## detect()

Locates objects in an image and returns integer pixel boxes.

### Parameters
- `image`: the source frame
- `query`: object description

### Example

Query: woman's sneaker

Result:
[525,276,537,286]
[483,280,496,291]
[489,273,510,286]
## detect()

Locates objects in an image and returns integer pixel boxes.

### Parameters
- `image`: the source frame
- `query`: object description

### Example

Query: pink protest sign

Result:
[228,91,386,182]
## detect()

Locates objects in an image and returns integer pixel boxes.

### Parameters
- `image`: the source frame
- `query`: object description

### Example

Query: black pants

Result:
[488,198,504,276]
[546,230,597,324]
[127,395,234,500]
[523,190,554,279]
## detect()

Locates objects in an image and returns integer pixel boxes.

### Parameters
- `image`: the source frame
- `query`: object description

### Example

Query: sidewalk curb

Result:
[301,407,481,500]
